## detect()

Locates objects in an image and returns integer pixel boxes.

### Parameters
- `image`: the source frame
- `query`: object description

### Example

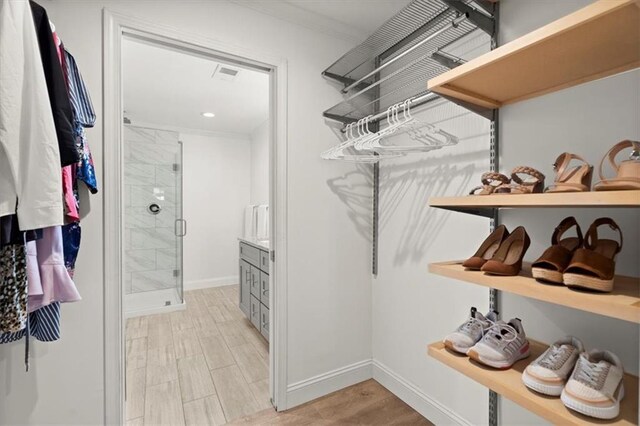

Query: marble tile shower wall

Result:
[124,125,180,295]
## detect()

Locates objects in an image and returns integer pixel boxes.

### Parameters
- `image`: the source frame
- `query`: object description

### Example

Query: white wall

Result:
[181,132,251,288]
[250,121,270,206]
[372,1,639,425]
[0,2,369,424]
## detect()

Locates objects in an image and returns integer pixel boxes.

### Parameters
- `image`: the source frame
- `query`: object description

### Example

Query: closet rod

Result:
[341,13,468,93]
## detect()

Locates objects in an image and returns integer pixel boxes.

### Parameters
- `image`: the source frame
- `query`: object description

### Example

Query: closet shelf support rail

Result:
[341,13,469,93]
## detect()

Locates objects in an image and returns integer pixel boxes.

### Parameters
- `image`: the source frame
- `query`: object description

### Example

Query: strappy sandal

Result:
[531,217,583,284]
[495,167,545,194]
[594,140,640,191]
[468,172,510,195]
[545,153,593,193]
[563,218,622,292]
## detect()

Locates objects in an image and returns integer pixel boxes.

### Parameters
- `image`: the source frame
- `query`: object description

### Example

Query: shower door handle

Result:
[175,219,187,237]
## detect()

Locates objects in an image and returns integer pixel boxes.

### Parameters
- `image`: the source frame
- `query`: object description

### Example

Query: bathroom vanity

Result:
[238,238,269,341]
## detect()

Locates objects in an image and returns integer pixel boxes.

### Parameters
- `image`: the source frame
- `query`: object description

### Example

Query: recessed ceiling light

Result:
[201,112,215,118]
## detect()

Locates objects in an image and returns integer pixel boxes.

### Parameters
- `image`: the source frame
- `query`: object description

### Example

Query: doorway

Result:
[103,11,288,425]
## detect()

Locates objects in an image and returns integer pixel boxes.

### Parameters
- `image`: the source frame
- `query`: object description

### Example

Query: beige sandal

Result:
[469,172,510,195]
[594,140,640,191]
[495,167,545,194]
[546,153,593,193]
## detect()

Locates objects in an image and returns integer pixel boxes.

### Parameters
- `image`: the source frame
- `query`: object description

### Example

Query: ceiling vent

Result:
[212,65,240,81]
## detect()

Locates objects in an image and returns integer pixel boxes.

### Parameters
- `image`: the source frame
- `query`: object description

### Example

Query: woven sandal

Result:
[594,140,640,191]
[462,225,509,270]
[563,218,622,292]
[495,167,545,194]
[545,153,593,193]
[469,172,510,195]
[531,217,583,284]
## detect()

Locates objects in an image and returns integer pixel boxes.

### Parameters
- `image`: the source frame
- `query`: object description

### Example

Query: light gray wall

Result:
[250,121,270,206]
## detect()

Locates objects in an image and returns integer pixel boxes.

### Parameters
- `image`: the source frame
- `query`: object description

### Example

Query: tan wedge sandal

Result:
[469,172,510,195]
[563,218,622,292]
[495,167,545,194]
[481,226,530,276]
[545,153,593,193]
[594,140,640,191]
[531,217,583,284]
[462,225,509,270]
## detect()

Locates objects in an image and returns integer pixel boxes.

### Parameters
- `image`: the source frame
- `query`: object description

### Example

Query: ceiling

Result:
[122,37,270,135]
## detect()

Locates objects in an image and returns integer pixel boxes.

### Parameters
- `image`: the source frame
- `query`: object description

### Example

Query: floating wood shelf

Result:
[429,190,640,212]
[427,0,640,109]
[429,261,640,323]
[428,340,639,425]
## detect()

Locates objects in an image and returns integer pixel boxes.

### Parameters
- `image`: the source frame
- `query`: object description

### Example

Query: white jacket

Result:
[0,0,63,230]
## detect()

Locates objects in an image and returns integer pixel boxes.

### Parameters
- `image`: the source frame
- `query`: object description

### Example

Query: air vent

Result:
[212,65,240,81]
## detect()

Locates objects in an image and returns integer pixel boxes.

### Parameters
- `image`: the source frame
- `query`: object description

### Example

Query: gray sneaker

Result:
[522,336,584,396]
[468,318,530,369]
[443,307,498,354]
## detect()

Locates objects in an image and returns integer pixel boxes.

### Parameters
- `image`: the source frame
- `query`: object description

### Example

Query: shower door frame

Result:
[103,10,289,424]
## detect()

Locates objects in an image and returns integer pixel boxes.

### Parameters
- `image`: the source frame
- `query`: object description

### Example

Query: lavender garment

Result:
[27,226,81,312]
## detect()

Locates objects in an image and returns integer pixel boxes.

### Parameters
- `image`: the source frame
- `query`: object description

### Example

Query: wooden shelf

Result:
[429,261,640,323]
[427,0,640,109]
[428,340,638,425]
[429,190,640,211]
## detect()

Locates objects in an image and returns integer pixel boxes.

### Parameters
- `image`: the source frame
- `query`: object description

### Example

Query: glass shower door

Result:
[123,125,184,314]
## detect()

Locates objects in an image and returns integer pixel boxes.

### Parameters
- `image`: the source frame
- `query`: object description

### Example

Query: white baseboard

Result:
[372,360,472,426]
[285,359,373,409]
[184,276,239,291]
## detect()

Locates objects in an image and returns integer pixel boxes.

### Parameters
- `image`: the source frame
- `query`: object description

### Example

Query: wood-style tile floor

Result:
[125,285,271,425]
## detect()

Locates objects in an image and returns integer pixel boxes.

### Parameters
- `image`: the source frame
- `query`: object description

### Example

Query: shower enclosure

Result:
[123,124,185,316]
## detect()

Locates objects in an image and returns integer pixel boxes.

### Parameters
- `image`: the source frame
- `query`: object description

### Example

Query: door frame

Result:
[103,10,289,424]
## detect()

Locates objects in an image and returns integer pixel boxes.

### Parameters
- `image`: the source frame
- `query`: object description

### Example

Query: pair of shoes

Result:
[545,140,640,192]
[444,308,530,369]
[522,336,625,420]
[469,167,545,195]
[532,217,623,292]
[463,225,530,276]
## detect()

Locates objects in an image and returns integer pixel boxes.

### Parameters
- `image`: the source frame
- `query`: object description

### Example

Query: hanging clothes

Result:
[1,215,41,248]
[0,244,28,333]
[0,302,61,344]
[0,0,63,231]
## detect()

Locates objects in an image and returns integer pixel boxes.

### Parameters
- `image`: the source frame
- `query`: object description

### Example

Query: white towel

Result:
[256,205,269,241]
[244,205,257,239]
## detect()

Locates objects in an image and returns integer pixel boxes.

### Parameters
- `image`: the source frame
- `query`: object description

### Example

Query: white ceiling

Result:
[122,37,270,135]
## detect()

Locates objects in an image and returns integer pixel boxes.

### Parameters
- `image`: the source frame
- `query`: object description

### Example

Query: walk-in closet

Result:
[1,0,638,425]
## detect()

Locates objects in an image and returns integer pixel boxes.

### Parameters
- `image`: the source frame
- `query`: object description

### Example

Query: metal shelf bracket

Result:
[442,0,496,35]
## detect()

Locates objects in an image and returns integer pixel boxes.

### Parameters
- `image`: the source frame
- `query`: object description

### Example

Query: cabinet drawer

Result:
[250,296,261,329]
[260,250,269,273]
[250,266,260,298]
[260,272,269,308]
[239,260,251,318]
[260,304,269,341]
[240,242,260,266]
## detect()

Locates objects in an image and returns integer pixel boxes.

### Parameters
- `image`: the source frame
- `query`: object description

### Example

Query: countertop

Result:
[238,237,270,251]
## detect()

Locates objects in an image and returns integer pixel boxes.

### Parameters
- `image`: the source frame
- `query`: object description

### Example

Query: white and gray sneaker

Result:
[467,318,530,369]
[443,307,498,354]
[522,336,584,396]
[561,349,625,420]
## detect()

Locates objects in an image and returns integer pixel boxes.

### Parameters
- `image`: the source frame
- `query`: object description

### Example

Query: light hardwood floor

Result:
[125,285,270,425]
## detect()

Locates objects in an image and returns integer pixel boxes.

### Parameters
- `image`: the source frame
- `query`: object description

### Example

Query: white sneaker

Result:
[561,349,625,420]
[467,318,530,369]
[522,336,584,396]
[443,307,498,354]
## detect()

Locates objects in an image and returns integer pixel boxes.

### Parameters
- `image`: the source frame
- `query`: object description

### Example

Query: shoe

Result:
[594,140,640,191]
[443,307,499,354]
[563,218,622,292]
[462,225,509,270]
[531,217,583,284]
[522,336,584,396]
[494,166,545,194]
[481,226,530,276]
[561,349,625,420]
[545,153,593,192]
[467,318,530,369]
[469,172,510,195]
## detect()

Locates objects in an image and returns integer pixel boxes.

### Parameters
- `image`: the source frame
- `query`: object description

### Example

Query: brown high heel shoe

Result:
[481,226,530,276]
[563,218,622,292]
[531,217,583,284]
[545,153,593,193]
[462,225,509,270]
